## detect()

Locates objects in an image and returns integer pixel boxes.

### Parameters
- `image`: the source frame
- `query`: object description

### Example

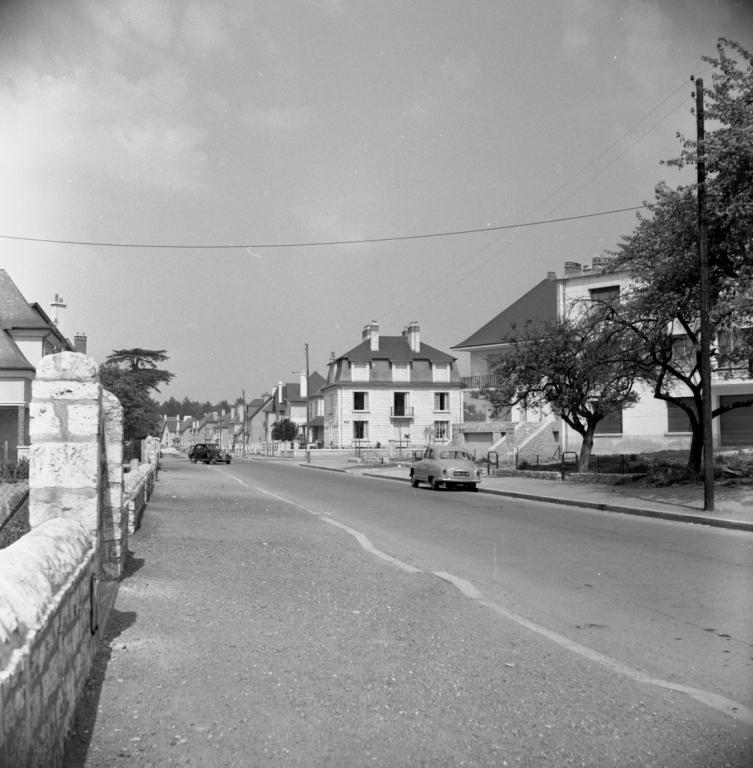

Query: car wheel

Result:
[226,458,232,464]
[430,477,441,490]
[410,474,419,488]
[470,484,479,492]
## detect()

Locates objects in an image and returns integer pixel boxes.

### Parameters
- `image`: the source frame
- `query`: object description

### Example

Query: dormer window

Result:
[433,362,450,382]
[351,362,370,382]
[392,362,410,382]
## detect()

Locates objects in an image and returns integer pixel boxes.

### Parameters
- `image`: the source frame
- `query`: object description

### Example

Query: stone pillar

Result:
[100,390,125,579]
[28,353,103,539]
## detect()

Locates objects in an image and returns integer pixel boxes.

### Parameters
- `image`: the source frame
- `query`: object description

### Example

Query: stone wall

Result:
[0,519,97,768]
[0,352,157,767]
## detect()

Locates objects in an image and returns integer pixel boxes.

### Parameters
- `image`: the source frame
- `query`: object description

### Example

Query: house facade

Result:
[320,321,464,449]
[0,270,75,459]
[452,259,753,457]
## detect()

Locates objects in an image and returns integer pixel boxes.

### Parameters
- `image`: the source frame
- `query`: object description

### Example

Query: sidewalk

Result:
[289,457,753,533]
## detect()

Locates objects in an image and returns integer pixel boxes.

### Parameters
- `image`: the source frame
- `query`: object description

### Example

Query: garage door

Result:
[719,395,753,446]
[464,432,494,455]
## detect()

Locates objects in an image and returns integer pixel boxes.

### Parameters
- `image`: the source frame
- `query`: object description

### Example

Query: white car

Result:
[410,446,481,491]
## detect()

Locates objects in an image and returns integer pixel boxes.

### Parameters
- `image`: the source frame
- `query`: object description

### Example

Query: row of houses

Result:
[162,258,753,459]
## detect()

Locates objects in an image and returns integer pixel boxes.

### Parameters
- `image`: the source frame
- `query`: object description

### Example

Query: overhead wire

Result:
[384,72,700,324]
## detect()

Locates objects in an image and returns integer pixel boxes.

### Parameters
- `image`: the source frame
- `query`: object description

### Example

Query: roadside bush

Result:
[0,458,29,483]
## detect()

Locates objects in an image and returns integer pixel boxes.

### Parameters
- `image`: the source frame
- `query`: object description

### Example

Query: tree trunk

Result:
[578,432,594,472]
[687,424,704,477]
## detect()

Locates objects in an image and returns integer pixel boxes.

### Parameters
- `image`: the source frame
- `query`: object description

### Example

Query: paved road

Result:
[64,456,753,767]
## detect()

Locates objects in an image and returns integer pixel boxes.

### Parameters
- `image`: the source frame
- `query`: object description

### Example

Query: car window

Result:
[439,450,472,460]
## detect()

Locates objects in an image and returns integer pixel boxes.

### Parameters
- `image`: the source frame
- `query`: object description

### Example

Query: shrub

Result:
[0,458,29,483]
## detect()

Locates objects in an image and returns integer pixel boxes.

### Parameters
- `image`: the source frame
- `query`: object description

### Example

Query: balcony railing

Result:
[390,407,414,418]
[461,374,506,390]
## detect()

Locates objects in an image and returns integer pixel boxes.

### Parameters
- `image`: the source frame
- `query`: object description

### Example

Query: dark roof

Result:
[452,279,558,350]
[0,270,46,330]
[308,371,326,396]
[0,329,33,371]
[339,336,455,364]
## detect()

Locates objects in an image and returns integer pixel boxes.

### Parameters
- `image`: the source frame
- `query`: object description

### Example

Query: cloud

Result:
[180,1,236,55]
[241,103,313,133]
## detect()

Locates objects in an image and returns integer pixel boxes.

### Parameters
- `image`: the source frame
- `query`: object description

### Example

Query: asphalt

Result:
[287,457,753,533]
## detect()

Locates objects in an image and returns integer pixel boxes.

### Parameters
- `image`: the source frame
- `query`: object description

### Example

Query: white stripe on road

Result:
[256,486,753,726]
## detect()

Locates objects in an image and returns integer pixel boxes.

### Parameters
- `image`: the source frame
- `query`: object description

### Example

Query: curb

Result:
[357,471,753,533]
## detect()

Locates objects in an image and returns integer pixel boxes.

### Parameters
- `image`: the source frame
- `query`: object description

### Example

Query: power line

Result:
[0,205,648,251]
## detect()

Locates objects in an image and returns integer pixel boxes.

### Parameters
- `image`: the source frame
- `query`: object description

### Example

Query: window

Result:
[392,362,410,382]
[434,392,450,411]
[433,362,450,382]
[595,408,623,434]
[351,362,370,382]
[353,391,368,411]
[393,392,410,417]
[353,420,368,440]
[589,285,620,305]
[667,397,696,433]
[434,421,449,440]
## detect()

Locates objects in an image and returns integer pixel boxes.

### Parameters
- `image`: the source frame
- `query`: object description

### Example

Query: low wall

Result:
[0,518,97,768]
[0,353,159,767]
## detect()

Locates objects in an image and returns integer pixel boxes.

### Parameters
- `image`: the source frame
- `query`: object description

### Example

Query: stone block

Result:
[31,380,101,402]
[29,402,63,441]
[66,403,101,438]
[35,352,99,382]
[29,443,100,489]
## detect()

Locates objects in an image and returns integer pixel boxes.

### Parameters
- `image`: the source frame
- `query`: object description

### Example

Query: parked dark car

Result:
[188,443,232,464]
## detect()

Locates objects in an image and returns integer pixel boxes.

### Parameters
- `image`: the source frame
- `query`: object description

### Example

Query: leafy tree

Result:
[100,365,162,440]
[105,348,174,392]
[609,39,753,475]
[271,418,298,442]
[101,348,174,441]
[491,309,639,472]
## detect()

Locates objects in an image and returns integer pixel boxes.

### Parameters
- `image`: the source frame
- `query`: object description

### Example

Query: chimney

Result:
[278,381,283,404]
[546,271,557,281]
[563,261,582,276]
[300,372,307,399]
[362,320,379,351]
[405,321,421,353]
[591,255,613,272]
[74,333,87,354]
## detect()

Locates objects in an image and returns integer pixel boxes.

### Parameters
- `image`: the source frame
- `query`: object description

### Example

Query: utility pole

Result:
[304,343,311,462]
[695,77,714,512]
[242,388,247,457]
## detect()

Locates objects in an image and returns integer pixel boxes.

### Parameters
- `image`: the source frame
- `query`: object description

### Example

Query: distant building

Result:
[0,271,77,459]
[321,321,464,449]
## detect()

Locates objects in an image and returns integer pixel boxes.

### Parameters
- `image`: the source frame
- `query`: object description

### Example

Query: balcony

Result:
[461,374,506,390]
[390,407,414,419]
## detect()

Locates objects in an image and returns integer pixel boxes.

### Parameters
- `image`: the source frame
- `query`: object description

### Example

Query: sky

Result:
[1,0,751,405]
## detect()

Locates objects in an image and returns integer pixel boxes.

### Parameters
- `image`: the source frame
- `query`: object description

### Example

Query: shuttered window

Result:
[667,397,696,433]
[720,396,753,446]
[595,408,622,434]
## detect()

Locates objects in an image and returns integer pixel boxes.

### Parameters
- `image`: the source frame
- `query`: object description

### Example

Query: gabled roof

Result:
[308,371,326,396]
[0,270,46,330]
[0,328,34,371]
[338,336,455,364]
[452,278,558,350]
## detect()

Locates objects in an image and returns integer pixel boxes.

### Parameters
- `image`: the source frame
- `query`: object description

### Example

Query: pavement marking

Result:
[255,486,753,727]
[211,468,249,487]
[255,487,421,574]
[433,571,753,727]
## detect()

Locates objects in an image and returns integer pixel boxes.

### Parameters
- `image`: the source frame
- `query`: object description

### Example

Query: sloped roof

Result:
[0,328,34,371]
[339,336,455,364]
[452,278,558,350]
[0,270,46,329]
[308,371,326,396]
